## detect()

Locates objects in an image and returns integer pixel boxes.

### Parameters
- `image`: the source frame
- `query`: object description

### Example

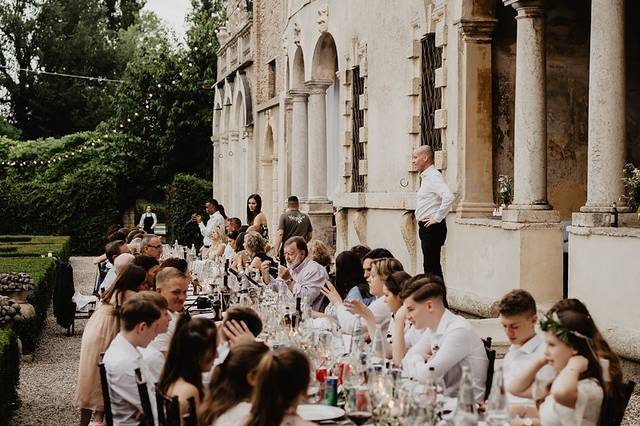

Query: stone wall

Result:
[254,0,287,105]
[493,0,591,220]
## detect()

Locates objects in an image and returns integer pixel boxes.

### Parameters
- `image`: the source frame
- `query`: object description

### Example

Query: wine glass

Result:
[344,386,373,426]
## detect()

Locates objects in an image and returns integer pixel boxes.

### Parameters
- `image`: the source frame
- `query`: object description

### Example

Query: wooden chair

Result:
[98,353,114,426]
[183,396,197,426]
[134,368,155,426]
[155,386,181,426]
[614,380,636,425]
[482,337,497,400]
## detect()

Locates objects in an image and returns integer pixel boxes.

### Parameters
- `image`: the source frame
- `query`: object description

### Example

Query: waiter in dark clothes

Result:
[412,145,453,278]
[138,205,158,234]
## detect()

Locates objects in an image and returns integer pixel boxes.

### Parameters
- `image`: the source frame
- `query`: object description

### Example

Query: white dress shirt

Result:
[140,311,180,382]
[415,165,454,223]
[271,256,328,311]
[103,333,158,426]
[199,211,225,247]
[138,212,158,230]
[335,296,392,335]
[503,333,556,404]
[402,309,488,402]
[99,266,117,294]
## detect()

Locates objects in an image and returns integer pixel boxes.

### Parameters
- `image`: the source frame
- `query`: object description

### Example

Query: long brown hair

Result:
[199,341,269,425]
[244,348,310,426]
[101,264,146,312]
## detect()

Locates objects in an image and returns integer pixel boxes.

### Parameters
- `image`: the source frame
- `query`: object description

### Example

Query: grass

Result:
[0,236,71,262]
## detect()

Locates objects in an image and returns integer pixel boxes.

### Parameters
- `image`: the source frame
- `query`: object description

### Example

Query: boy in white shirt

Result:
[498,289,555,404]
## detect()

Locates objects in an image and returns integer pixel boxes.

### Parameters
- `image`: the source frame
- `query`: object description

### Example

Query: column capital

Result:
[305,79,333,94]
[289,89,309,100]
[504,0,544,17]
[456,18,497,43]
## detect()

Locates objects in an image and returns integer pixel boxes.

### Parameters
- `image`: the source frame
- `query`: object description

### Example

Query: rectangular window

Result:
[351,66,366,192]
[267,59,276,99]
[420,33,442,150]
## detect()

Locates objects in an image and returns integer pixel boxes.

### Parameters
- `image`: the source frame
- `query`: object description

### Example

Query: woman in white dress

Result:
[508,304,608,426]
[199,341,269,426]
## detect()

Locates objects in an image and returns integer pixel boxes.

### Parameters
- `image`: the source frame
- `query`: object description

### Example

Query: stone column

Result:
[577,0,627,221]
[290,90,308,200]
[220,136,229,206]
[211,136,219,196]
[244,127,256,194]
[456,17,497,217]
[228,131,239,212]
[502,0,558,222]
[305,80,333,202]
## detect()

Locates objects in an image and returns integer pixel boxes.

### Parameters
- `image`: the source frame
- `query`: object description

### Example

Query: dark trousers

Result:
[418,220,447,278]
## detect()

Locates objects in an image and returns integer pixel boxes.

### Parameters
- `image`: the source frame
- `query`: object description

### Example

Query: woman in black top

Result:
[246,194,269,240]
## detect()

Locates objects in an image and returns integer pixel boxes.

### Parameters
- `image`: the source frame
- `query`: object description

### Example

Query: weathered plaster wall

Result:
[492,0,590,220]
[255,0,287,105]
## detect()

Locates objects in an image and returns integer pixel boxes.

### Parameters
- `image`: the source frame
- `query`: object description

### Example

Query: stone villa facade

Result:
[211,0,640,360]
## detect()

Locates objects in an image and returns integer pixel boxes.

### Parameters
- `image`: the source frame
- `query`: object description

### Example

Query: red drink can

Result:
[315,366,327,383]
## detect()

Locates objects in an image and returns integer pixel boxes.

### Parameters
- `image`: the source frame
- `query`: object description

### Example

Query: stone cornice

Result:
[305,79,333,94]
[289,89,309,99]
[456,18,497,42]
[504,0,544,18]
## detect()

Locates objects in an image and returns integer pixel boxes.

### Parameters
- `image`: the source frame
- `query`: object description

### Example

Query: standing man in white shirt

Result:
[193,199,226,249]
[401,277,488,402]
[412,145,454,278]
[498,289,555,404]
[103,293,165,426]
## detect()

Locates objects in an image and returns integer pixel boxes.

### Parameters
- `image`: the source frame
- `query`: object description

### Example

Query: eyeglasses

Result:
[147,244,162,249]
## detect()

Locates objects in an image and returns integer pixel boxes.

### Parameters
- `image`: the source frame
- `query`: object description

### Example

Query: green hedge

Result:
[0,327,20,422]
[0,236,71,262]
[0,257,57,353]
[165,173,212,248]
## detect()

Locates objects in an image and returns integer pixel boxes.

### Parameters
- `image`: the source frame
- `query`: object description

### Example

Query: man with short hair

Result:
[401,277,488,401]
[141,267,188,380]
[498,289,554,404]
[412,146,453,278]
[140,235,163,260]
[103,293,164,426]
[194,199,225,248]
[274,196,313,261]
[260,236,327,311]
[226,217,242,241]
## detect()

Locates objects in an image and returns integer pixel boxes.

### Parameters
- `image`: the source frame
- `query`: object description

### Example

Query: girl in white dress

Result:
[508,305,607,426]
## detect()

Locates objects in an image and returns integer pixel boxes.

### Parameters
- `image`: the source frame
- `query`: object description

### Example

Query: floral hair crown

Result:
[539,312,590,344]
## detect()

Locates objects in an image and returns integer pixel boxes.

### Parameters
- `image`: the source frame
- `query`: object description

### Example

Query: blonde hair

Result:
[307,239,333,267]
[210,226,228,244]
[370,258,404,280]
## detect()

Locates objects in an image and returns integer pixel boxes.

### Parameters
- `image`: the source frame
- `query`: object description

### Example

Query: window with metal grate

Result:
[420,33,442,150]
[351,66,366,192]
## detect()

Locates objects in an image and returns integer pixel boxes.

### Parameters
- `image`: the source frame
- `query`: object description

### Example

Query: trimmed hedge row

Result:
[0,236,71,262]
[0,327,19,422]
[0,256,57,353]
[165,174,212,248]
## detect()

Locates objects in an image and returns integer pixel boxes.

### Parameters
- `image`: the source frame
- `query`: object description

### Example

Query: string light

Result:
[0,64,124,83]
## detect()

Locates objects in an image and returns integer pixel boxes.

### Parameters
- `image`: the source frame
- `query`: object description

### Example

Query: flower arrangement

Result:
[622,163,640,212]
[497,175,513,207]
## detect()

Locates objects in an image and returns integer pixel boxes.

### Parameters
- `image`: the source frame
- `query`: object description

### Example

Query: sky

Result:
[143,0,192,40]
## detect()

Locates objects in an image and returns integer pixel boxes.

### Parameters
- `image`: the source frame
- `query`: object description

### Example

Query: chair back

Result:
[134,368,155,426]
[616,380,636,425]
[183,396,197,426]
[155,386,180,426]
[98,353,114,426]
[483,337,497,400]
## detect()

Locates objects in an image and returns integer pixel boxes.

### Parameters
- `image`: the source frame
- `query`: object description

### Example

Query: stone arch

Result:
[291,46,306,90]
[261,125,276,229]
[460,0,495,20]
[311,32,338,81]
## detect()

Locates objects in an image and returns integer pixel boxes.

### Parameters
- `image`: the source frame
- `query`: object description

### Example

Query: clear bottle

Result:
[453,365,478,426]
[425,366,438,405]
[486,366,508,426]
[370,324,385,367]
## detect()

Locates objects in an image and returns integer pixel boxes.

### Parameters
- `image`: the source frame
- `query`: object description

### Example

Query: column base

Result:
[456,201,496,218]
[301,200,336,248]
[502,207,560,223]
[572,211,638,227]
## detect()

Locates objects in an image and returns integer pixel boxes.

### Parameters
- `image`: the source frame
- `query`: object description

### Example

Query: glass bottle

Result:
[425,366,437,405]
[486,366,508,426]
[453,365,478,426]
[370,324,385,367]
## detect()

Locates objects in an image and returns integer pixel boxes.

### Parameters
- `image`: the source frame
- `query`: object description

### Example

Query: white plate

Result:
[297,404,345,421]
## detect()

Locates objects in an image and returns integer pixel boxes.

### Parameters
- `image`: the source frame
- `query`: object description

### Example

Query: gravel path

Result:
[7,256,640,424]
[10,256,95,426]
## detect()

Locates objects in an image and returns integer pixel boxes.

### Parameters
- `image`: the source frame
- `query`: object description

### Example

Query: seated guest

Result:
[350,244,371,264]
[259,237,328,311]
[128,237,143,255]
[100,252,135,294]
[242,231,275,272]
[98,240,132,294]
[307,239,333,274]
[75,265,147,426]
[315,250,373,321]
[232,231,249,269]
[102,292,167,426]
[140,234,163,260]
[401,277,488,401]
[245,347,315,426]
[226,217,243,241]
[141,267,189,382]
[199,341,270,426]
[158,317,218,420]
[508,302,618,425]
[246,194,269,240]
[216,306,263,364]
[159,257,188,274]
[207,226,230,259]
[127,229,145,244]
[361,248,394,279]
[133,255,160,291]
[331,257,403,334]
[498,289,555,404]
